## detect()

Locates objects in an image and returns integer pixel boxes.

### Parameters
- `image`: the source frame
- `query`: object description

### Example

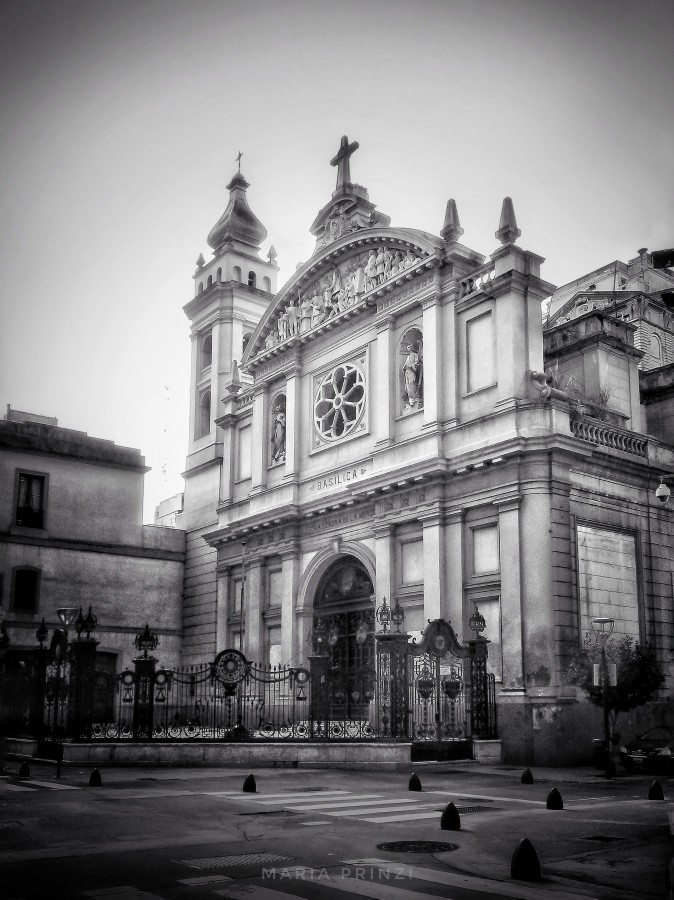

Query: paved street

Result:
[0,761,671,900]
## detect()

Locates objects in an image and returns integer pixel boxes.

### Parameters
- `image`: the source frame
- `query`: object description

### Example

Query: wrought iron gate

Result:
[408,619,470,758]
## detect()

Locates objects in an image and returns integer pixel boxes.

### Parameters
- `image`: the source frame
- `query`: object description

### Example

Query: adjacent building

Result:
[0,407,185,674]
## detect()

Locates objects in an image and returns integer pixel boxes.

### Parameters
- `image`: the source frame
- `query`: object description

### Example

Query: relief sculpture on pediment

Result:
[258,244,425,354]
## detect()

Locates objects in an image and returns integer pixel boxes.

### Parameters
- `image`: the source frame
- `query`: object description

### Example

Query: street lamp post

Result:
[591,616,615,780]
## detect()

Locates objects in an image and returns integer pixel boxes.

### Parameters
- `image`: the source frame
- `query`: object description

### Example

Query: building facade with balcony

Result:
[177,140,674,765]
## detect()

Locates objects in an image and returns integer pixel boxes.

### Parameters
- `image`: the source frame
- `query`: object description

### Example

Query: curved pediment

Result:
[242,227,441,369]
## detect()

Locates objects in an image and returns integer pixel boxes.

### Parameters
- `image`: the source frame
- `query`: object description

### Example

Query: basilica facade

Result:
[178,139,674,764]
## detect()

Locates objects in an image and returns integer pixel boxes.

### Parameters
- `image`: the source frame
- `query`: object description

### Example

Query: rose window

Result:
[314,363,366,441]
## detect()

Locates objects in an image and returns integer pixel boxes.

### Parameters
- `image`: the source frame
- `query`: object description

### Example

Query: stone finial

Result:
[226,360,242,395]
[440,198,464,243]
[196,253,205,269]
[495,197,521,245]
[267,245,277,262]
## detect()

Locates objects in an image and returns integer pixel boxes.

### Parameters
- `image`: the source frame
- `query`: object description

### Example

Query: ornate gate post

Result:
[66,608,99,740]
[374,597,410,738]
[466,632,496,739]
[132,625,159,740]
[308,619,330,739]
[30,619,49,739]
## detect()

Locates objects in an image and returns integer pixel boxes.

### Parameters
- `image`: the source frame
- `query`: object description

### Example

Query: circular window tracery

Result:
[314,363,366,441]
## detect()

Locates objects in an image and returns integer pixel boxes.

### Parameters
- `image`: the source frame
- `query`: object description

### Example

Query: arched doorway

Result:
[312,555,375,720]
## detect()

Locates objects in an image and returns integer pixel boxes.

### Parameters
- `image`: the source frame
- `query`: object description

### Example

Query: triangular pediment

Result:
[242,228,441,369]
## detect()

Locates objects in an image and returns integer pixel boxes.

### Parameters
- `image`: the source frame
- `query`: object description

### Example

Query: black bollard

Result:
[55,743,64,780]
[242,773,257,793]
[546,787,564,810]
[408,772,422,792]
[521,768,534,784]
[89,768,102,787]
[510,838,542,881]
[18,761,30,779]
[440,802,461,831]
[648,780,665,800]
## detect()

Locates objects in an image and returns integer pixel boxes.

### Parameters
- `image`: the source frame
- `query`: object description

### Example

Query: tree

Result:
[565,634,665,735]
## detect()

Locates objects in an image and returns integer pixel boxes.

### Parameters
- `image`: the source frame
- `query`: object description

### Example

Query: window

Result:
[649,334,662,362]
[196,390,211,439]
[201,334,213,370]
[207,275,213,288]
[314,362,366,442]
[466,312,495,392]
[248,271,257,289]
[16,472,46,528]
[242,332,252,356]
[263,276,271,292]
[198,282,204,293]
[233,266,242,282]
[216,267,222,282]
[267,626,282,667]
[12,567,39,613]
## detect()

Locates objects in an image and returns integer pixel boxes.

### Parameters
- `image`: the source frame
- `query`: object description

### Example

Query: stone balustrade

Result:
[570,414,647,458]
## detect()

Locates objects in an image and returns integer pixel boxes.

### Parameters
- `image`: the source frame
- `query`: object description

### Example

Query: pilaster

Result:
[446,508,464,636]
[495,495,524,691]
[374,523,395,605]
[279,549,300,665]
[284,362,302,477]
[422,295,441,428]
[244,557,264,662]
[420,510,445,622]
[250,386,267,493]
[375,317,395,446]
[215,565,230,651]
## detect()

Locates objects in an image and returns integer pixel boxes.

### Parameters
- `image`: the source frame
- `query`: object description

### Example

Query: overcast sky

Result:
[1,0,672,523]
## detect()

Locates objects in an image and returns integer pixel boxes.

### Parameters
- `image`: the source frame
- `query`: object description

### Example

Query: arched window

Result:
[201,334,212,370]
[216,267,222,282]
[233,266,242,282]
[242,332,252,356]
[198,282,204,293]
[270,393,286,465]
[196,390,211,439]
[248,271,257,289]
[399,327,424,414]
[263,276,271,292]
[207,275,213,288]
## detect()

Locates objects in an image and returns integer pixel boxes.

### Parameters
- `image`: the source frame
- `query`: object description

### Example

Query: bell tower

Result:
[181,161,277,527]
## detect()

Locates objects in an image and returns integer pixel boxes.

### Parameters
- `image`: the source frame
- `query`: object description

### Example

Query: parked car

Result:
[619,727,674,774]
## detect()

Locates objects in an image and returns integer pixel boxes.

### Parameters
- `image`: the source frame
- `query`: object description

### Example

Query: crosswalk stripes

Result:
[212,858,598,900]
[0,778,81,792]
[217,788,449,823]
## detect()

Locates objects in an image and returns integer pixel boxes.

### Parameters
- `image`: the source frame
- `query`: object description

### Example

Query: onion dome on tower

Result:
[207,171,267,252]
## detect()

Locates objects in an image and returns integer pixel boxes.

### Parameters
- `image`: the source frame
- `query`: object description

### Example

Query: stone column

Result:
[422,295,441,429]
[279,549,299,665]
[495,495,524,691]
[375,317,395,446]
[420,511,445,622]
[446,508,464,636]
[284,362,301,477]
[250,386,267,494]
[374,524,395,608]
[244,557,264,662]
[218,397,238,505]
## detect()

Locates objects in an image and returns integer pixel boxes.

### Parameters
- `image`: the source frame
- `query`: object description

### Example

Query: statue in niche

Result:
[312,290,327,326]
[402,339,423,408]
[353,264,366,299]
[376,247,386,284]
[271,403,286,464]
[383,247,392,280]
[265,330,277,349]
[277,311,288,342]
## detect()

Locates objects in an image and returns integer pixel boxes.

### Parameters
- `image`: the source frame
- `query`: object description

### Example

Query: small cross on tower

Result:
[330,135,359,192]
[236,151,243,172]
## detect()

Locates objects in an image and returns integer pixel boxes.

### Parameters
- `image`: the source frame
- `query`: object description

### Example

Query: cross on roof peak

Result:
[330,135,359,193]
